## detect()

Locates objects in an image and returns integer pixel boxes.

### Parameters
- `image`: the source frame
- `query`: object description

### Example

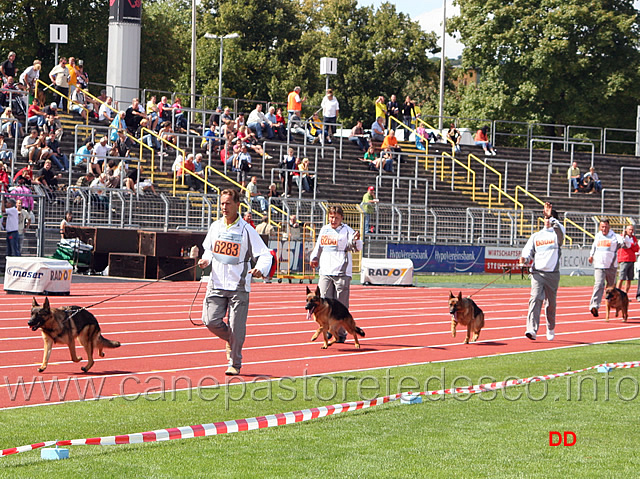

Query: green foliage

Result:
[0,0,109,89]
[450,0,640,129]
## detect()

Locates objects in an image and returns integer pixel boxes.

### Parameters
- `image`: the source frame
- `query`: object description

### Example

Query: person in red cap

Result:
[360,186,378,235]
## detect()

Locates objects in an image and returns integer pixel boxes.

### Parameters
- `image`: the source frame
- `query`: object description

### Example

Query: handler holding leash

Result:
[198,189,272,376]
[519,202,564,341]
[588,219,626,317]
[310,206,363,342]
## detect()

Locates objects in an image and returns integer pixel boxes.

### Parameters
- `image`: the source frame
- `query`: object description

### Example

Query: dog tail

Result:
[99,335,121,348]
[355,326,365,337]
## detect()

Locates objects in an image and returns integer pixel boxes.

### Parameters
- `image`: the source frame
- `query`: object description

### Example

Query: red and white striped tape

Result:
[2,361,638,457]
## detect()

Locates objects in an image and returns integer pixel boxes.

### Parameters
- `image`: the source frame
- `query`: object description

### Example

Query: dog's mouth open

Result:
[28,319,42,331]
[305,302,316,320]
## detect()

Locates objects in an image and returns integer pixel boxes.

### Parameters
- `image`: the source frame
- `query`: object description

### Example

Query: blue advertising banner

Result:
[386,244,485,273]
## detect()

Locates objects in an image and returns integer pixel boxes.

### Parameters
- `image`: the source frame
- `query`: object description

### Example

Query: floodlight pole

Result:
[438,0,447,130]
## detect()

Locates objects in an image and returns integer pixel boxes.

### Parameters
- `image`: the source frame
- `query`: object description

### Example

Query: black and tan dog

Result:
[28,297,121,372]
[605,286,629,322]
[448,291,485,344]
[305,286,365,349]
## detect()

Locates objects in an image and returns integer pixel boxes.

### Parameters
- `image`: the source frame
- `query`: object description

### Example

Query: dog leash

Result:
[65,264,200,319]
[188,280,205,326]
[467,266,515,298]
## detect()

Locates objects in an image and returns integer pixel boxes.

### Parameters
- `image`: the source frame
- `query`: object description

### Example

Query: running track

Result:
[1,282,640,409]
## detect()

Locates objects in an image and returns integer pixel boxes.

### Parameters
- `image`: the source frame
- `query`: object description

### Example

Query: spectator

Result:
[234,143,252,187]
[243,211,256,228]
[287,113,314,142]
[567,161,581,193]
[361,185,379,235]
[66,57,78,99]
[617,224,639,294]
[273,107,287,141]
[171,97,187,132]
[2,197,20,256]
[202,123,220,154]
[74,171,95,194]
[193,152,205,180]
[0,134,12,164]
[237,125,272,159]
[16,198,30,253]
[27,98,46,128]
[1,106,23,138]
[110,129,130,158]
[145,95,159,131]
[400,96,417,133]
[0,160,9,192]
[158,96,174,125]
[74,140,94,169]
[220,106,235,133]
[583,166,602,193]
[48,57,70,110]
[588,219,625,317]
[60,210,73,238]
[33,131,54,167]
[266,105,286,141]
[447,123,462,153]
[297,157,315,193]
[474,126,496,156]
[371,116,386,143]
[381,130,403,162]
[75,59,89,90]
[280,147,297,196]
[288,214,301,240]
[92,135,110,174]
[36,159,62,192]
[256,215,275,237]
[287,86,306,118]
[42,102,62,139]
[124,98,147,135]
[21,128,40,163]
[14,164,34,185]
[1,52,17,81]
[2,76,26,115]
[348,120,369,151]
[46,130,69,171]
[246,176,268,213]
[266,182,280,208]
[19,60,41,93]
[70,86,92,120]
[89,172,110,208]
[386,94,399,129]
[374,95,387,121]
[234,112,246,131]
[208,106,222,130]
[182,153,199,191]
[109,111,127,141]
[135,177,157,195]
[308,112,324,144]
[98,96,114,125]
[247,103,274,140]
[10,175,33,207]
[415,125,427,150]
[321,89,339,143]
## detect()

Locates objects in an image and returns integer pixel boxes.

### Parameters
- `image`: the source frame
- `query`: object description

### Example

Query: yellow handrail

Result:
[514,185,545,209]
[386,115,429,154]
[441,151,476,201]
[34,79,88,126]
[79,87,118,115]
[468,153,502,203]
[415,117,457,155]
[564,217,594,240]
[141,127,186,185]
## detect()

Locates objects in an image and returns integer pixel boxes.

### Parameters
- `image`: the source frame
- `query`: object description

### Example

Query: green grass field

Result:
[1,339,638,477]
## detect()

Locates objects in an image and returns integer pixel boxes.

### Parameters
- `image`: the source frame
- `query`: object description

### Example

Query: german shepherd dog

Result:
[448,291,485,344]
[28,297,121,372]
[605,286,629,322]
[305,286,365,349]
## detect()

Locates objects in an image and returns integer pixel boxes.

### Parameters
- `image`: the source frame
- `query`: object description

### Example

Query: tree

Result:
[450,0,640,129]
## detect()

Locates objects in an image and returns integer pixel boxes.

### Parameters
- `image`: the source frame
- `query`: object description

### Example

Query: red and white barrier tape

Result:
[2,361,638,457]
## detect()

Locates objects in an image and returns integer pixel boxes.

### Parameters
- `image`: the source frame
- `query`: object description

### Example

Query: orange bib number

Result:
[213,232,243,265]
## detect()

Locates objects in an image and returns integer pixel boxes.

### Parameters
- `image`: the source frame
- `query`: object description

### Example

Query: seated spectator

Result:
[235,111,246,131]
[237,125,272,158]
[102,160,120,188]
[474,126,496,156]
[0,133,12,163]
[0,160,9,192]
[98,96,114,125]
[171,97,188,132]
[371,116,386,143]
[21,128,40,163]
[349,120,369,151]
[287,113,314,142]
[567,161,581,193]
[297,157,315,193]
[193,152,205,182]
[46,130,69,171]
[202,123,220,153]
[135,177,157,195]
[233,143,253,187]
[308,112,324,144]
[267,182,280,208]
[243,211,255,228]
[37,159,62,191]
[74,140,94,169]
[158,96,174,125]
[181,153,198,191]
[415,125,427,150]
[33,132,54,168]
[14,163,34,184]
[27,98,47,128]
[124,98,146,135]
[279,147,298,195]
[579,174,594,193]
[92,135,110,174]
[246,175,268,212]
[110,129,130,158]
[70,87,93,120]
[89,172,110,207]
[272,107,287,141]
[359,145,393,172]
[583,167,602,193]
[1,106,24,138]
[109,111,127,142]
[381,130,403,162]
[447,123,462,152]
[247,103,274,140]
[145,95,159,131]
[75,171,95,190]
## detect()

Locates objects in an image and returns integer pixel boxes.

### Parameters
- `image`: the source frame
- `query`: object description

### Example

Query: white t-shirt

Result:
[321,96,339,118]
[3,206,19,232]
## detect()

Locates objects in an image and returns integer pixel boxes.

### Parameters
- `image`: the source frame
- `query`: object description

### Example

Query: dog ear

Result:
[315,286,321,297]
[32,297,39,307]
[306,286,311,295]
[449,291,454,299]
[458,291,463,300]
[43,297,50,311]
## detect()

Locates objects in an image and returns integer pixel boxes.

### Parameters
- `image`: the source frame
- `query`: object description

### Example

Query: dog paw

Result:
[81,366,91,373]
[38,367,46,372]
[310,335,318,342]
[464,339,469,344]
[355,344,361,349]
[321,344,328,349]
[99,351,105,357]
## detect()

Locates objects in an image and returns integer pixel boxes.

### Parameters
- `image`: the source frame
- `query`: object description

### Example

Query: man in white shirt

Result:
[98,96,114,125]
[93,136,111,175]
[320,89,339,144]
[588,219,625,317]
[2,197,20,256]
[247,104,274,140]
[519,202,564,341]
[198,189,272,376]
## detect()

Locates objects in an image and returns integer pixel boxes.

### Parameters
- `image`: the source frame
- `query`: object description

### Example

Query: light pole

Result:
[205,33,240,110]
[438,0,447,130]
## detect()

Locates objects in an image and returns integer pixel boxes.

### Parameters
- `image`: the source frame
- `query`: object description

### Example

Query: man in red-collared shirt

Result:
[617,224,639,294]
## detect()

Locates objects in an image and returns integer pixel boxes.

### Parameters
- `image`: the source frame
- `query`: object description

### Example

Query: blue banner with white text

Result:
[386,244,485,273]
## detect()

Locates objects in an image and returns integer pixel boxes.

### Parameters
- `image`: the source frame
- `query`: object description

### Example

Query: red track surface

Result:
[2,282,640,409]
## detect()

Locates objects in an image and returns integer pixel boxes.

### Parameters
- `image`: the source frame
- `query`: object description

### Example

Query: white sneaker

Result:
[546,329,555,341]
[485,150,491,156]
[525,331,536,340]
[491,150,497,156]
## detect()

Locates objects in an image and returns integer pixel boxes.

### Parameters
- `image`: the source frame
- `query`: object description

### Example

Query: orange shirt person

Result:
[381,130,399,150]
[287,86,305,117]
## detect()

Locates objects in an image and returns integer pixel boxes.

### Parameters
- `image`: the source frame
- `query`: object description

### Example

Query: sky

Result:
[360,0,640,60]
